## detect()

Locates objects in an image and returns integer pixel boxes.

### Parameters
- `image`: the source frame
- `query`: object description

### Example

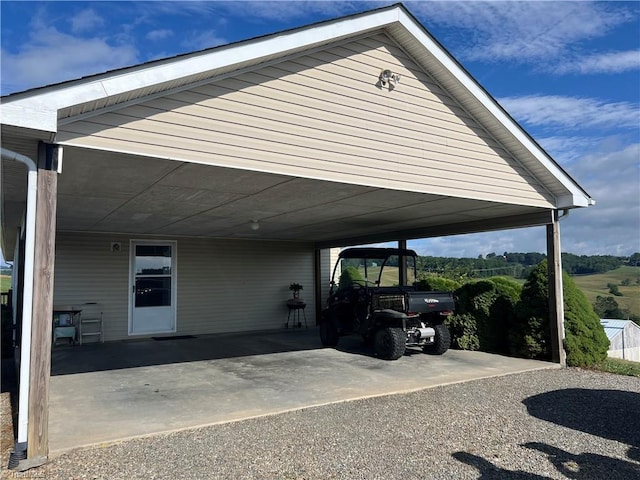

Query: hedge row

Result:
[422,260,609,367]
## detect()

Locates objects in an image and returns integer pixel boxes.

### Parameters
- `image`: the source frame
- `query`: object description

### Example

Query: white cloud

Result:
[408,229,547,258]
[69,8,105,33]
[553,50,640,75]
[180,31,228,51]
[498,95,640,131]
[146,29,174,41]
[408,141,640,258]
[536,135,602,166]
[218,1,369,21]
[1,13,138,93]
[409,1,633,65]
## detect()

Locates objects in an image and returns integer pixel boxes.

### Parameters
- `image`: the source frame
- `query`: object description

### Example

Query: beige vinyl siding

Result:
[57,33,555,208]
[53,232,315,341]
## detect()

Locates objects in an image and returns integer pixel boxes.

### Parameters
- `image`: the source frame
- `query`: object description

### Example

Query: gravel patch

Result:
[10,368,640,479]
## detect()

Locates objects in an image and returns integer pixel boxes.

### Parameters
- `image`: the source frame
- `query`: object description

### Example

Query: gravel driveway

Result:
[18,368,640,479]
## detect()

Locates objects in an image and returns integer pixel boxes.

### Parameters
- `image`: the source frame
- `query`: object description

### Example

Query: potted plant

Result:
[289,282,303,299]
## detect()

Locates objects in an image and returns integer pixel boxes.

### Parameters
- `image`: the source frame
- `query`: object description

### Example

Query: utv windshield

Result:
[333,253,417,288]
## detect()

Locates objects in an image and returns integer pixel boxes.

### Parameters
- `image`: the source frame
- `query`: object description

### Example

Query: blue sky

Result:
[1,1,639,259]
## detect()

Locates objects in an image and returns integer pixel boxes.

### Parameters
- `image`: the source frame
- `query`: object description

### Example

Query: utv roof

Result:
[338,248,418,259]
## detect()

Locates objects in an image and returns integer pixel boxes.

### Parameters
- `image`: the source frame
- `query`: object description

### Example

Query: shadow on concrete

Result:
[51,328,323,376]
[334,335,426,359]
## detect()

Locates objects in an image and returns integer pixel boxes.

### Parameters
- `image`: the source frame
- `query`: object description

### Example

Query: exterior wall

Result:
[607,324,640,362]
[319,247,341,305]
[57,33,555,209]
[608,348,640,362]
[53,232,316,341]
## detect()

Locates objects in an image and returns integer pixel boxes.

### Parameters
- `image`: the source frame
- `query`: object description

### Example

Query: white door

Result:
[129,241,176,335]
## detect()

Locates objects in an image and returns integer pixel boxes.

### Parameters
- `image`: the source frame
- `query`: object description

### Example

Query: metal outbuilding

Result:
[601,319,640,362]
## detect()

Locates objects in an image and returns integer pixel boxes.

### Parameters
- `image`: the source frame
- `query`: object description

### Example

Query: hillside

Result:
[571,266,640,318]
[0,276,10,293]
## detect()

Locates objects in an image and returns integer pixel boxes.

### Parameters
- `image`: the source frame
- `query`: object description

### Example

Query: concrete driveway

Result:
[49,328,558,454]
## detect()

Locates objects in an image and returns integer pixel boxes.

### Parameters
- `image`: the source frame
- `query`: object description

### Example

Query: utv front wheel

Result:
[422,324,451,355]
[320,319,339,347]
[374,327,405,360]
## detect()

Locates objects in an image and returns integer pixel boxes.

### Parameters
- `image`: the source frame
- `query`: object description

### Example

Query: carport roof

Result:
[1,3,594,257]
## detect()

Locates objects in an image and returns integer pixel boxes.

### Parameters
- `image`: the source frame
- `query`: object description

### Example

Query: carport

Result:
[1,4,592,466]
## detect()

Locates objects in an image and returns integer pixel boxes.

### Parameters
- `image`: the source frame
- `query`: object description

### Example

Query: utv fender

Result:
[371,309,407,329]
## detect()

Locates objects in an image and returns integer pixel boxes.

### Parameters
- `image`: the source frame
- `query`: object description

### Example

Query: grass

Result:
[572,266,640,318]
[591,357,640,377]
[0,275,10,293]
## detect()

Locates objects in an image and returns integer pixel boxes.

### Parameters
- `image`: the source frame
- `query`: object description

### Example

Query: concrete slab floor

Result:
[49,328,559,454]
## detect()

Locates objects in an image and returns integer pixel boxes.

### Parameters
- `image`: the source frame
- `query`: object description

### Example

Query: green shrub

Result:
[513,260,609,366]
[449,277,522,354]
[446,313,479,351]
[563,271,610,367]
[511,262,551,360]
[416,275,461,292]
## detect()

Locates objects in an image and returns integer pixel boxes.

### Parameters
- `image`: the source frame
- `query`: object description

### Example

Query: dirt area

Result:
[1,391,14,473]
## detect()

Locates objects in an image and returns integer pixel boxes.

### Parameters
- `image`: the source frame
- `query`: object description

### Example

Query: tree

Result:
[607,283,623,296]
[593,296,625,319]
[513,260,609,366]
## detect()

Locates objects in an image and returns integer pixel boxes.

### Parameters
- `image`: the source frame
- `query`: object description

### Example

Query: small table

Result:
[53,307,81,345]
[286,299,307,328]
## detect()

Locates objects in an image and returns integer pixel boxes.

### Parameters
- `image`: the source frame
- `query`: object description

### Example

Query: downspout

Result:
[556,208,569,344]
[1,147,37,463]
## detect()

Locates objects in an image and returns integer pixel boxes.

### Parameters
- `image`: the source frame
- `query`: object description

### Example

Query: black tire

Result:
[374,327,406,360]
[320,318,339,347]
[422,324,451,355]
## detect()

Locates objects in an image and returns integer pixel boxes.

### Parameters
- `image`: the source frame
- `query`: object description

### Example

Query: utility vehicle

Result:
[320,248,454,360]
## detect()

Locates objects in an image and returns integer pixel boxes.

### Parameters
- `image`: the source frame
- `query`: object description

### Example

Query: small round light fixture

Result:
[250,220,260,231]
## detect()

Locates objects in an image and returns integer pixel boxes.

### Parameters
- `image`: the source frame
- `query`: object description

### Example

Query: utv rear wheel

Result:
[374,327,405,360]
[320,319,339,347]
[422,323,451,355]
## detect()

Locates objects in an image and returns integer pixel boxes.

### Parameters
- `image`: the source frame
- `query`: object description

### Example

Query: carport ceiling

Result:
[54,146,550,247]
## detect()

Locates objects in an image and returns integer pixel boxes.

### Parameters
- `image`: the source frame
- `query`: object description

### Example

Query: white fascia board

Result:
[0,103,58,133]
[396,10,593,209]
[0,8,399,134]
[557,194,595,208]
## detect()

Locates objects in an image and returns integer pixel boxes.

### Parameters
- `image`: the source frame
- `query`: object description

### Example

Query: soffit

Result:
[53,146,550,248]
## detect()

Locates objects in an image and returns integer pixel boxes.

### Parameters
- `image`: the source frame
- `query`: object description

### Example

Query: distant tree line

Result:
[417,252,638,279]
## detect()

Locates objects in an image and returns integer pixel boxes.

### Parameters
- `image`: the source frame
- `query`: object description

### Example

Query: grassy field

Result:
[0,275,10,293]
[572,266,640,317]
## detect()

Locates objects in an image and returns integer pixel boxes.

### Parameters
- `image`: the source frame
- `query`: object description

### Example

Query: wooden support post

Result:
[27,143,59,459]
[398,240,407,286]
[547,211,566,366]
[314,248,322,325]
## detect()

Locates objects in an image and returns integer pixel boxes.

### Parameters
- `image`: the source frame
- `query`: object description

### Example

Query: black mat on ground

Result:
[152,335,196,341]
